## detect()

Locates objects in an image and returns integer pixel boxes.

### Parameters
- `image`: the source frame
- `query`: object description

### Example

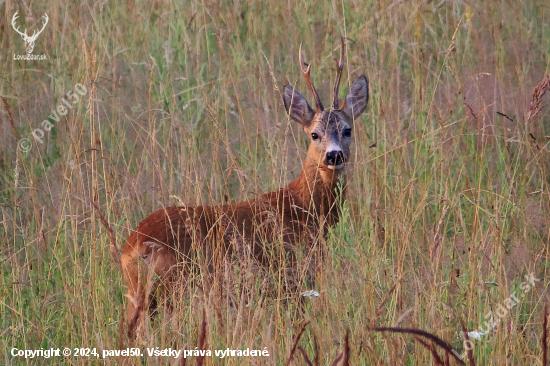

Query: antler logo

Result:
[11,11,48,55]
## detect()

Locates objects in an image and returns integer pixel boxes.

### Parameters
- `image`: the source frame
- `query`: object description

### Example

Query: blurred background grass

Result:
[1,0,550,364]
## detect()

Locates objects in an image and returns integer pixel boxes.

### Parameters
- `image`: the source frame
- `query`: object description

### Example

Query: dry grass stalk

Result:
[314,335,320,366]
[287,320,310,365]
[394,307,415,327]
[371,327,465,365]
[1,97,17,140]
[413,336,444,366]
[543,305,548,366]
[287,323,350,366]
[371,281,399,327]
[117,307,125,365]
[459,320,476,366]
[197,309,207,366]
[297,346,313,366]
[118,307,124,351]
[431,202,450,260]
[527,74,550,123]
[330,353,343,366]
[342,329,350,366]
[90,200,123,271]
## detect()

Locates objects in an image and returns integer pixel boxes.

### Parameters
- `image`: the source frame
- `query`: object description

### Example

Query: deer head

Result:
[283,38,369,172]
[11,11,49,55]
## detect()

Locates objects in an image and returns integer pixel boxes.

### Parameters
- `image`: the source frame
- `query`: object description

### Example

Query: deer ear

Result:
[283,85,315,127]
[341,76,369,121]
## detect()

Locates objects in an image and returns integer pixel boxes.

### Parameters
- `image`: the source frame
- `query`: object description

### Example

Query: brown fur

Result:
[120,40,369,338]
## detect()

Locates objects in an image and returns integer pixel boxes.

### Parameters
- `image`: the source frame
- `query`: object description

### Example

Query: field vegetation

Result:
[1,0,550,364]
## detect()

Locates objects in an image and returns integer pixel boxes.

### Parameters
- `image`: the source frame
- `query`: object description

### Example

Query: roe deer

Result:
[110,39,368,338]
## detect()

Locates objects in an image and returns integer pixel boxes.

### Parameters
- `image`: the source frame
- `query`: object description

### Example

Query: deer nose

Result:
[325,150,345,166]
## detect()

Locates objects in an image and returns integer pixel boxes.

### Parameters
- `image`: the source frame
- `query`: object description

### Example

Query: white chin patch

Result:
[327,164,345,170]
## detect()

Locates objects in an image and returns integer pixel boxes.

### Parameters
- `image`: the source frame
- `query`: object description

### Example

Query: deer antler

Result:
[332,37,345,110]
[299,43,324,111]
[28,13,48,41]
[11,11,27,38]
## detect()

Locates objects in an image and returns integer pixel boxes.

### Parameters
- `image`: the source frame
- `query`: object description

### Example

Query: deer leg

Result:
[120,248,143,340]
[121,240,179,340]
[145,242,179,304]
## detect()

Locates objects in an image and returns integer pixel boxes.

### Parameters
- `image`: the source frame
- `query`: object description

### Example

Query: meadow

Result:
[1,0,550,364]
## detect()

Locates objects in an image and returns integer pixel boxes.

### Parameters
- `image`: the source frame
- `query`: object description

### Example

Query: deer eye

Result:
[311,132,319,140]
[343,128,352,137]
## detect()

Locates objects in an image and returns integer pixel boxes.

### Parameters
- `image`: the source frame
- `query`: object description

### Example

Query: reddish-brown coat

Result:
[121,157,344,334]
[117,38,369,338]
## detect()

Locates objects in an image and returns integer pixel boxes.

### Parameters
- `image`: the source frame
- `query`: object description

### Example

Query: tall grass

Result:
[1,0,550,364]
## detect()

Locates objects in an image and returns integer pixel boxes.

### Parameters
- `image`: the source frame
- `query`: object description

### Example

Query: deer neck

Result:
[287,148,346,225]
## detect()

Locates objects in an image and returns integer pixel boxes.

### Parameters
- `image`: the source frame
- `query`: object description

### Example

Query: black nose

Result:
[325,151,345,166]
